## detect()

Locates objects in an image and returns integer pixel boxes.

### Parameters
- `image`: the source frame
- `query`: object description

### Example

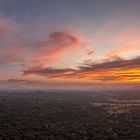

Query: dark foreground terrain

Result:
[0,89,140,140]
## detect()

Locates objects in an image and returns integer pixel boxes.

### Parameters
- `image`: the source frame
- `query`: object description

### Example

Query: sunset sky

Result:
[0,0,140,88]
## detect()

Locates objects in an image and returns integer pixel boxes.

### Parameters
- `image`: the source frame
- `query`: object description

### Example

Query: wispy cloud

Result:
[24,56,140,83]
[0,16,93,67]
[0,15,140,84]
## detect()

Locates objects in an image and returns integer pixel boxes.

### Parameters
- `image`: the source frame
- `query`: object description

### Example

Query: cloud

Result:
[0,16,92,66]
[0,15,139,84]
[8,79,30,83]
[105,45,140,59]
[86,50,94,56]
[48,32,80,45]
[91,73,140,83]
[0,16,28,64]
[31,31,91,67]
[104,27,140,58]
[24,67,76,78]
[35,31,81,49]
[78,56,140,72]
[24,67,73,75]
[92,76,121,81]
[24,56,140,83]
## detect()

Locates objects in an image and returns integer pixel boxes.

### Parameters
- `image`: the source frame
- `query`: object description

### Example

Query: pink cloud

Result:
[30,31,93,68]
[106,45,140,59]
[103,27,140,58]
[0,16,93,69]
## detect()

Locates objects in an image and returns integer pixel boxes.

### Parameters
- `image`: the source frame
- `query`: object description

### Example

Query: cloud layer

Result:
[24,56,140,83]
[0,16,140,84]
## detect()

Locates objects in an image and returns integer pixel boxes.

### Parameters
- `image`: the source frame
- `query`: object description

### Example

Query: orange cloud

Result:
[24,56,140,83]
[0,16,139,85]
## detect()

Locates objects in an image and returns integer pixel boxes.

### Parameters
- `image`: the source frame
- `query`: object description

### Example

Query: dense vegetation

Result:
[0,90,140,140]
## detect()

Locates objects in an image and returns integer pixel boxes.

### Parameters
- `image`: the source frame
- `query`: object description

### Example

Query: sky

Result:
[0,0,140,88]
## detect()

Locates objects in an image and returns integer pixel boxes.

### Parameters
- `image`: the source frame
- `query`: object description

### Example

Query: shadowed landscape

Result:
[0,90,139,140]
